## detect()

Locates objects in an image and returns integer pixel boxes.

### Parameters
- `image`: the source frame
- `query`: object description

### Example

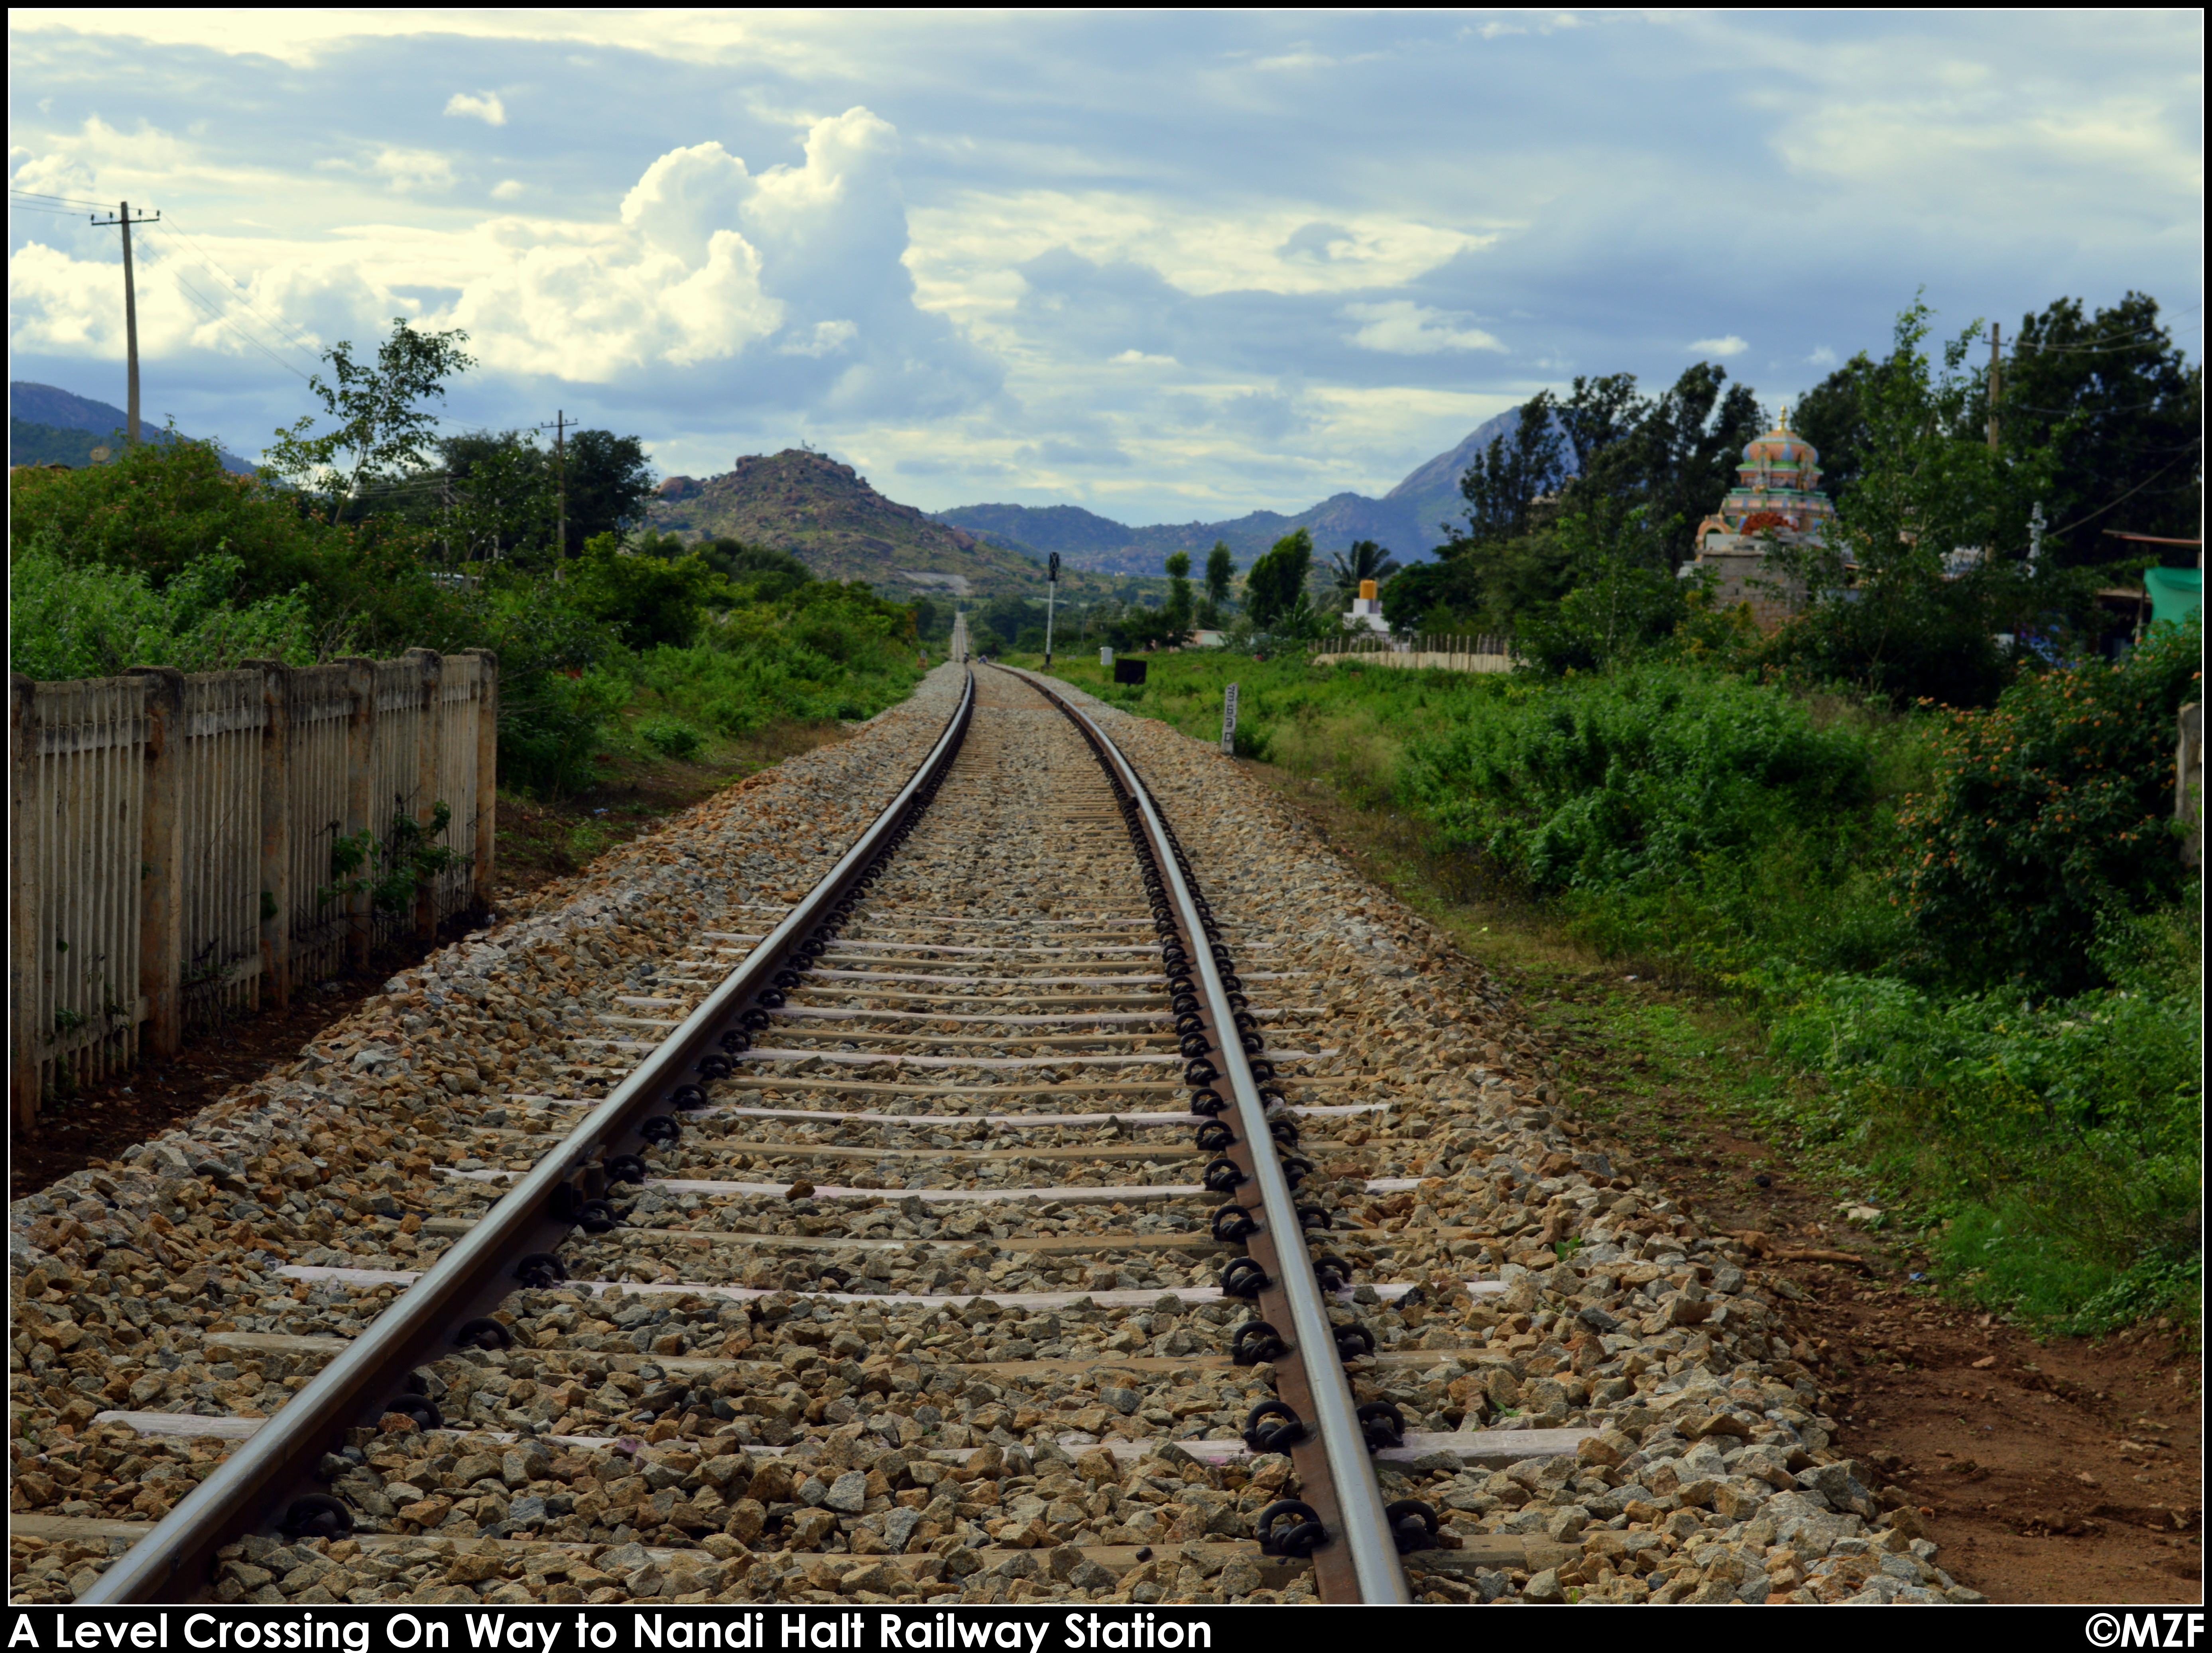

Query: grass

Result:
[490,696,860,902]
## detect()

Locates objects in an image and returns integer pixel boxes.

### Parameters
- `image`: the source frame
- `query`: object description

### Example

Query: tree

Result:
[2000,293,2202,568]
[1569,362,1763,570]
[566,532,728,650]
[1328,538,1400,600]
[1759,296,2055,704]
[972,594,1045,653]
[560,430,657,555]
[434,431,558,565]
[1791,354,1890,503]
[697,537,813,601]
[1204,540,1235,605]
[1243,528,1314,627]
[1515,505,1688,676]
[264,318,476,524]
[1453,395,1568,545]
[1162,550,1194,641]
[1554,373,1643,474]
[1199,538,1235,627]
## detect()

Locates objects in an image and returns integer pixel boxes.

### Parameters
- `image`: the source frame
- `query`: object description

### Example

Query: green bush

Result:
[566,532,730,650]
[9,542,330,679]
[1894,611,2202,993]
[1403,664,1874,894]
[625,577,921,739]
[7,435,463,655]
[638,717,703,760]
[1761,891,2200,1327]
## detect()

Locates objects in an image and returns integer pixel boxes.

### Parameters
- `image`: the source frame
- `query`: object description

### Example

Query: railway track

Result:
[14,665,1982,1608]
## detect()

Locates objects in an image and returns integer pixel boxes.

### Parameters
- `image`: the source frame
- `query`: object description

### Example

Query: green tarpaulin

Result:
[2145,566,2201,629]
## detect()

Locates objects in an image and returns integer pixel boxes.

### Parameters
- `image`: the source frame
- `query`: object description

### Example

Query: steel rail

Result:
[1002,666,1411,1604]
[83,668,976,1603]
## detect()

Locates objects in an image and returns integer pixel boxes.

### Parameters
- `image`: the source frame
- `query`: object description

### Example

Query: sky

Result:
[8,9,2203,527]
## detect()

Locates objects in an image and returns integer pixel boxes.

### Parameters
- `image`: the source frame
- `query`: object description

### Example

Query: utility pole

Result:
[1986,322,2002,450]
[553,409,567,584]
[1045,552,1060,666]
[91,200,160,445]
[555,409,568,555]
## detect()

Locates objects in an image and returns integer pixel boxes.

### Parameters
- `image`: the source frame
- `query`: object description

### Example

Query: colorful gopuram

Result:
[1682,408,1841,626]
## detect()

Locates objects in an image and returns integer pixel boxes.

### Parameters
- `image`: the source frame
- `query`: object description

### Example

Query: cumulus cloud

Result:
[1690,334,1749,356]
[1344,300,1505,355]
[443,91,507,126]
[10,106,1000,419]
[1806,344,1838,366]
[490,179,525,200]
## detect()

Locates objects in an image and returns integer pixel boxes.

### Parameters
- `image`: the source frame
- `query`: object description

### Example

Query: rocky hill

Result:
[646,448,1126,599]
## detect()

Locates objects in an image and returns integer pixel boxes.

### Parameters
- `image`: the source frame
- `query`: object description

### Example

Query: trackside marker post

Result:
[1221,682,1240,755]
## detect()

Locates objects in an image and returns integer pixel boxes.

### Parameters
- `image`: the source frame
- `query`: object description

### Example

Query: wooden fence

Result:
[1308,632,1516,672]
[9,649,497,1129]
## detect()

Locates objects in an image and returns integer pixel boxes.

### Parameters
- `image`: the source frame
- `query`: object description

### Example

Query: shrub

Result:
[8,435,463,658]
[9,541,331,678]
[1893,611,2201,993]
[1761,891,2200,1327]
[638,717,703,760]
[567,533,730,650]
[1403,664,1874,895]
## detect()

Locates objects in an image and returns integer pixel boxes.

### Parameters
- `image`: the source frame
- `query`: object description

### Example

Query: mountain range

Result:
[933,408,1535,576]
[9,381,256,475]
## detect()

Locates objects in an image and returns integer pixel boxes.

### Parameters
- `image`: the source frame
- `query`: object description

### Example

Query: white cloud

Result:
[908,195,1488,312]
[443,91,506,126]
[490,179,525,200]
[1689,334,1749,357]
[1807,344,1838,366]
[1344,301,1505,356]
[9,108,984,397]
[361,146,456,194]
[1112,349,1179,366]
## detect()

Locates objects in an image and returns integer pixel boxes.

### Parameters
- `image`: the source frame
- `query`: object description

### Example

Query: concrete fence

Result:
[9,649,497,1129]
[1309,632,1516,673]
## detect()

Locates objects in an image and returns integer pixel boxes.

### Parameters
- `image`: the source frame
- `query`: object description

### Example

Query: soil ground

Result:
[1245,758,2203,1606]
[10,725,849,1200]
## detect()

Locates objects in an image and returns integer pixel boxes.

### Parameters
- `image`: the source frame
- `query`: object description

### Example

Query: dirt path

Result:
[1248,758,2204,1605]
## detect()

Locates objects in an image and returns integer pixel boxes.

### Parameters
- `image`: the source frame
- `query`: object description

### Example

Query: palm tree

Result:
[1329,539,1400,600]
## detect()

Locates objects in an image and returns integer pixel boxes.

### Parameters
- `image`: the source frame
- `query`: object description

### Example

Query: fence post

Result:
[466,649,498,903]
[342,657,376,972]
[408,648,442,941]
[247,659,293,1013]
[126,666,186,1062]
[2181,702,2203,870]
[11,676,41,1131]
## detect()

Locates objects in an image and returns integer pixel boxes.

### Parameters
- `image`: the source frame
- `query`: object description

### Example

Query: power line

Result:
[133,234,313,383]
[2016,305,2203,355]
[8,187,113,209]
[8,200,95,220]
[148,215,328,364]
[2010,397,2194,415]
